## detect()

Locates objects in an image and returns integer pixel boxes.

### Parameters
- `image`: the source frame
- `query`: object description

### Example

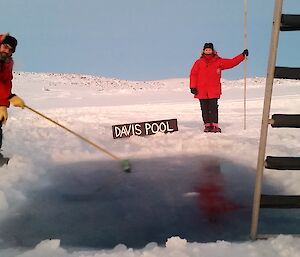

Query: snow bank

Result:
[6,235,300,257]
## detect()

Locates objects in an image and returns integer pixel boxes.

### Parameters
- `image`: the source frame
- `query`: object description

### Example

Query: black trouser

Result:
[199,98,219,124]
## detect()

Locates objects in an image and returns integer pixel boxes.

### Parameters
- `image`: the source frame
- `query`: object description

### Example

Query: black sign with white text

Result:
[112,119,178,139]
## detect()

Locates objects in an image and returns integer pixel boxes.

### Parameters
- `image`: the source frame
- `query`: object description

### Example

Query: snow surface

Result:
[0,72,300,256]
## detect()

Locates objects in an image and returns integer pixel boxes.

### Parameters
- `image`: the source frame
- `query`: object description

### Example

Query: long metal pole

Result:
[250,0,283,240]
[24,105,121,161]
[243,0,247,130]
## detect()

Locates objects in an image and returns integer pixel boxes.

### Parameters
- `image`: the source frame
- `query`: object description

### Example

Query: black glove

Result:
[242,49,249,57]
[190,88,198,95]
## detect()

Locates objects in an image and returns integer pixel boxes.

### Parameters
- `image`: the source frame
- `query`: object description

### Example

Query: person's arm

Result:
[0,61,13,107]
[220,50,248,70]
[1,60,25,108]
[190,60,199,89]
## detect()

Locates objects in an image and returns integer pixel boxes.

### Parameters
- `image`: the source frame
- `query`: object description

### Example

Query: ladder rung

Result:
[281,14,300,31]
[260,195,300,208]
[270,114,300,128]
[265,156,300,170]
[274,66,300,79]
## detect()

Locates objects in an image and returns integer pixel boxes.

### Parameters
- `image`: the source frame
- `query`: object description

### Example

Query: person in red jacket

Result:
[190,43,248,133]
[0,33,25,160]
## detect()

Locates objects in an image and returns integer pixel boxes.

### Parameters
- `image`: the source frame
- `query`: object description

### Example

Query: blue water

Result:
[0,155,296,249]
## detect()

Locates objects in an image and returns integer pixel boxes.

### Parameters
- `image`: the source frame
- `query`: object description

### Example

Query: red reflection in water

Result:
[196,161,241,222]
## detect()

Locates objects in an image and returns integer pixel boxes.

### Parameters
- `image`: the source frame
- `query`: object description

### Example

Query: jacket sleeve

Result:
[190,60,199,88]
[0,61,13,107]
[220,53,245,70]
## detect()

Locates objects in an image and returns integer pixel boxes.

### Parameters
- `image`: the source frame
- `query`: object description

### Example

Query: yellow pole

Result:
[24,105,121,161]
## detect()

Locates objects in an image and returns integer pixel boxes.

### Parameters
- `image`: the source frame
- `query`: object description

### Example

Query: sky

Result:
[1,0,300,81]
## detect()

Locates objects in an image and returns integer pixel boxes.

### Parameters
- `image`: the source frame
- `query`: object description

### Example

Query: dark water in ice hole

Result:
[0,155,299,249]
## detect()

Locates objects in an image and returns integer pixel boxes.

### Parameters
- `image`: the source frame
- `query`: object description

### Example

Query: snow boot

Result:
[211,123,221,133]
[0,153,9,167]
[204,123,213,132]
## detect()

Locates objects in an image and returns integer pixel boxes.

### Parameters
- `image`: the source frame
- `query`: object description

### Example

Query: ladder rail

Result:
[250,0,283,240]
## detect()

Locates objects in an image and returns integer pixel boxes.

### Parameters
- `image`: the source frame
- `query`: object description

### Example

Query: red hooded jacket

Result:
[190,53,244,99]
[0,34,13,107]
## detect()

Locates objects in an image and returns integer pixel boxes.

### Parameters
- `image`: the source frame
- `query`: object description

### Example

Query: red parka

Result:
[0,34,13,107]
[190,53,244,99]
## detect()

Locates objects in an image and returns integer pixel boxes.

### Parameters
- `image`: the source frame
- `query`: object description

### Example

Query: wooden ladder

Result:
[250,0,300,240]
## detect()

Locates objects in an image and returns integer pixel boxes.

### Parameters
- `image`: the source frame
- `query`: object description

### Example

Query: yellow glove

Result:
[0,106,8,124]
[9,95,25,109]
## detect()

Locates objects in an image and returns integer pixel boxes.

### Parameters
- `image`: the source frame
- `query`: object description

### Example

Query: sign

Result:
[112,119,178,139]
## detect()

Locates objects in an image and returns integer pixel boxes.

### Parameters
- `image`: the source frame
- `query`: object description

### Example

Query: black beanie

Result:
[203,42,214,51]
[2,35,18,53]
